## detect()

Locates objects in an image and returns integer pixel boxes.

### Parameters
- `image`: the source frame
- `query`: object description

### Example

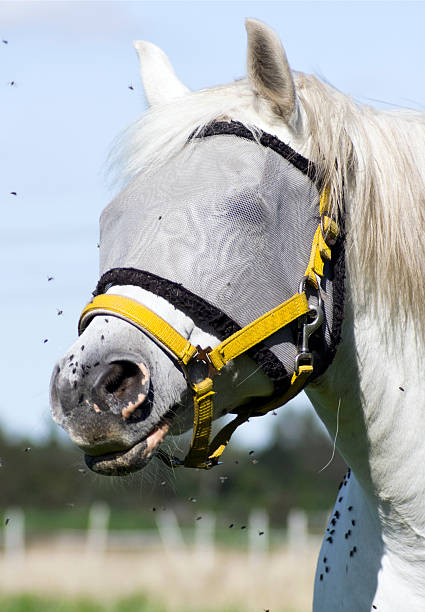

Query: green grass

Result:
[0,595,244,612]
[0,594,159,612]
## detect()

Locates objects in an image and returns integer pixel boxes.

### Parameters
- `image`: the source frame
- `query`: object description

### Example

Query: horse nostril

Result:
[94,360,150,418]
[103,361,141,394]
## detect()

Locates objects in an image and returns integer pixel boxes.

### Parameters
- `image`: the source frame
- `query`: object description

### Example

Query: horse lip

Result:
[84,438,150,475]
[84,420,170,475]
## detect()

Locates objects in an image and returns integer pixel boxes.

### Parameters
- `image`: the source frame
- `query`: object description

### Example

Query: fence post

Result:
[86,501,110,556]
[3,507,25,559]
[155,509,186,552]
[194,511,215,569]
[287,508,308,551]
[249,508,269,561]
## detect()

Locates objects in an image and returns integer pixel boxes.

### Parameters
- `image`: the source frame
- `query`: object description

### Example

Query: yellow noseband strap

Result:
[78,294,197,365]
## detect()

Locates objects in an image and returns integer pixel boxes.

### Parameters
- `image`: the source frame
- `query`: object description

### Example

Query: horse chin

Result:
[84,421,169,476]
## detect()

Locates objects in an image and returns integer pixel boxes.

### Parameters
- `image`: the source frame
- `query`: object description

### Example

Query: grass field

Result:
[0,594,164,612]
[0,594,246,612]
[0,594,304,612]
[0,545,318,612]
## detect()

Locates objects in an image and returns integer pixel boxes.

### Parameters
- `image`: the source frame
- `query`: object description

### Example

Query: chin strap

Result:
[78,187,338,469]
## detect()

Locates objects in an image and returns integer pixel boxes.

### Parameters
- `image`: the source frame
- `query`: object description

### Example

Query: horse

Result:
[50,18,425,611]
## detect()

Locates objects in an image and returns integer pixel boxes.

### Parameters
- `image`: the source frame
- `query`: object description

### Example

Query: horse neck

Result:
[307,286,425,568]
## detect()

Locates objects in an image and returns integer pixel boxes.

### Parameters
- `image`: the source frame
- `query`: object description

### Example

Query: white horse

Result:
[50,19,425,611]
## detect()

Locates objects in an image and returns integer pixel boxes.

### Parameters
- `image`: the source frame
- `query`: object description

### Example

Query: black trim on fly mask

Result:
[326,217,345,365]
[94,267,292,397]
[193,120,320,186]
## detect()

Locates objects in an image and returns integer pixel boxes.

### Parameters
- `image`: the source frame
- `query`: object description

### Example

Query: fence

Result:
[0,505,326,611]
[0,504,324,559]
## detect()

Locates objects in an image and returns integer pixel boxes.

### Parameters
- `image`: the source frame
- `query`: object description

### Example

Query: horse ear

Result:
[133,41,190,106]
[245,19,297,125]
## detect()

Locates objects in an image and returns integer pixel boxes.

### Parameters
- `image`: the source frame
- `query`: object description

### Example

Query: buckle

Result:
[295,279,324,375]
[180,345,219,388]
[194,345,219,379]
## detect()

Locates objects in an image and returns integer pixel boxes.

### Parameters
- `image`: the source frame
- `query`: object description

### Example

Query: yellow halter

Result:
[79,188,338,469]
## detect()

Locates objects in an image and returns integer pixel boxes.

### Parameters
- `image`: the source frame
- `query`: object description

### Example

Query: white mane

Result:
[296,73,425,332]
[109,73,425,333]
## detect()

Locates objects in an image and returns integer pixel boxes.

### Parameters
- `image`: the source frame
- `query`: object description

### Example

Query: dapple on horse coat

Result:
[50,19,425,611]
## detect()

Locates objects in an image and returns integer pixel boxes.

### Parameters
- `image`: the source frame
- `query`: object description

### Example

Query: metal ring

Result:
[299,275,324,314]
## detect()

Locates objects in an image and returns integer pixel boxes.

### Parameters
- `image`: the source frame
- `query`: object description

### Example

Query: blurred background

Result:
[0,1,423,611]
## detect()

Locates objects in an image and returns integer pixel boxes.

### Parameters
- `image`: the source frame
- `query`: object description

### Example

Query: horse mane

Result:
[109,74,425,332]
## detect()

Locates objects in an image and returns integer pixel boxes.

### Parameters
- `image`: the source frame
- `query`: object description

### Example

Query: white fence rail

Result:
[1,504,324,559]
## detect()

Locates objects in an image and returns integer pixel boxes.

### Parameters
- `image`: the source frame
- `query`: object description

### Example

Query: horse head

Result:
[50,19,343,476]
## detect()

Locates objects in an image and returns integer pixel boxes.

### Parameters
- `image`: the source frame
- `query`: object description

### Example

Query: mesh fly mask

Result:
[79,121,345,468]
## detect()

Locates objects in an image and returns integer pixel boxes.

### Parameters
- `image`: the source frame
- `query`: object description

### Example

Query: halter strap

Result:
[78,294,197,365]
[79,290,310,468]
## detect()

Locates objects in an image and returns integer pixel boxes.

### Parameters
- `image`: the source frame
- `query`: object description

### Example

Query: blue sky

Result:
[1,1,424,444]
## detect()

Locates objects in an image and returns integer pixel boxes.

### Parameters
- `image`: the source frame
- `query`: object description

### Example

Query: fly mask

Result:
[79,121,345,468]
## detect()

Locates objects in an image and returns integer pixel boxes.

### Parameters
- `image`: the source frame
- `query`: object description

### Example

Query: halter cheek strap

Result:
[78,188,338,469]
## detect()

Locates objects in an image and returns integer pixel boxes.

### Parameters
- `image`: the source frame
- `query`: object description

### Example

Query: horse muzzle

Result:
[49,353,170,474]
